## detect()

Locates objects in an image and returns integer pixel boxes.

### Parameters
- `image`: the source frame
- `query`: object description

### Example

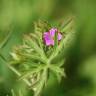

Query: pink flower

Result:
[43,28,62,46]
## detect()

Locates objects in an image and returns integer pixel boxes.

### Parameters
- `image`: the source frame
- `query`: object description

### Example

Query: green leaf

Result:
[30,33,43,49]
[24,35,42,54]
[0,30,13,49]
[52,71,62,82]
[60,17,74,33]
[21,53,47,64]
[50,65,65,77]
[23,35,47,61]
[33,68,48,96]
[49,36,65,63]
[34,79,44,96]
[19,65,44,80]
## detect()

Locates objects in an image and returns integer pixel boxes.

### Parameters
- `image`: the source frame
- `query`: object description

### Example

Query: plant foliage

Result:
[9,19,74,96]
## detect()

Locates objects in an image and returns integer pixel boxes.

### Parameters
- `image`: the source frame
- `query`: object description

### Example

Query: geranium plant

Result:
[9,18,74,96]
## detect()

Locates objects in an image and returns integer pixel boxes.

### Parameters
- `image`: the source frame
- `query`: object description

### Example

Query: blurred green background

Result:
[0,0,96,96]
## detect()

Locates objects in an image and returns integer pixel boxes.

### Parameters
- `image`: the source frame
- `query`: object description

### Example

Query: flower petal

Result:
[43,32,54,46]
[45,39,54,46]
[58,33,62,40]
[43,28,62,46]
[49,28,57,37]
[43,32,51,40]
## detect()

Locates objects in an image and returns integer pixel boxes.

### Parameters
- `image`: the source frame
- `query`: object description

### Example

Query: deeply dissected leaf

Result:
[46,64,65,83]
[9,20,74,96]
[50,65,65,77]
[0,30,13,49]
[33,68,48,96]
[60,17,74,34]
[19,65,44,80]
